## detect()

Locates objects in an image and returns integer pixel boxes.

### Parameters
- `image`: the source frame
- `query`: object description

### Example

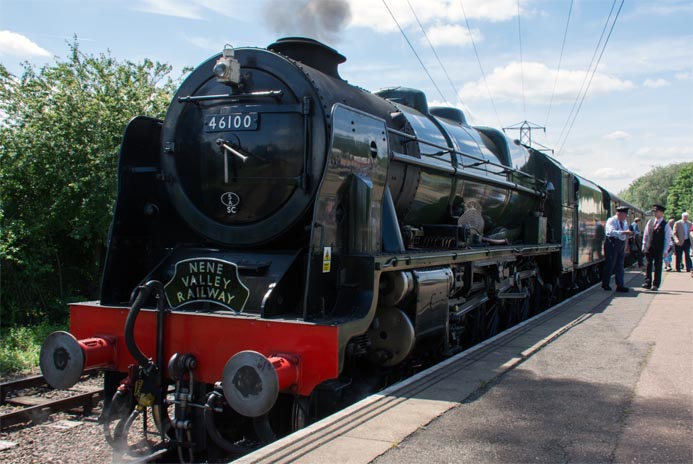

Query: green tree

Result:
[666,164,693,218]
[0,42,178,325]
[619,162,692,213]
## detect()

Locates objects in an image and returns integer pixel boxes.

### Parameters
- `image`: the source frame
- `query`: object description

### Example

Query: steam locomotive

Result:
[40,37,643,461]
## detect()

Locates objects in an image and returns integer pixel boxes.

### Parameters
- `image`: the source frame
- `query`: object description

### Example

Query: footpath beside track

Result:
[237,269,692,464]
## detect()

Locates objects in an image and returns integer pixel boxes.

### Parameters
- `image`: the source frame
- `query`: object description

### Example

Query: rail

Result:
[0,373,104,430]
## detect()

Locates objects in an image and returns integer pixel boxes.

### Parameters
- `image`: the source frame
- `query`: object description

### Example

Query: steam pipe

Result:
[481,236,510,245]
[124,280,165,374]
[125,285,153,368]
[204,392,251,455]
[253,414,277,444]
[155,282,167,442]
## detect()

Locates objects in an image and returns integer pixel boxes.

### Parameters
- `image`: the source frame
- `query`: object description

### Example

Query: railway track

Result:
[0,372,104,430]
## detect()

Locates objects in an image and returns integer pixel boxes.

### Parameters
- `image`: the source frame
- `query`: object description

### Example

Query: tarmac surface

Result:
[238,269,692,464]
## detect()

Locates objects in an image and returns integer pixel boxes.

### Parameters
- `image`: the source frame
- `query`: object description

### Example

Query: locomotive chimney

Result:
[268,37,346,79]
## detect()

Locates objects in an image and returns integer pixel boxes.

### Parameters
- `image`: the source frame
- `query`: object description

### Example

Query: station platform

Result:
[237,269,692,464]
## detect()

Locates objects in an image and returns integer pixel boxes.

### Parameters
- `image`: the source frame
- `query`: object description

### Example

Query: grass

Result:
[0,320,68,376]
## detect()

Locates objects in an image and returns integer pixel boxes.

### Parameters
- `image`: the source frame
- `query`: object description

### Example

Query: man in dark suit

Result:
[642,205,672,291]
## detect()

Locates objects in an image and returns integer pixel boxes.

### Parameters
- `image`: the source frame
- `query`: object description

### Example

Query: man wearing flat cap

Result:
[642,204,672,291]
[602,206,633,292]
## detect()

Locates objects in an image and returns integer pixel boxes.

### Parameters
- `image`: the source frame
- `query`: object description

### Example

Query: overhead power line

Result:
[545,0,574,127]
[554,0,618,151]
[516,0,527,118]
[458,0,504,128]
[381,0,449,104]
[405,0,461,105]
[557,0,625,155]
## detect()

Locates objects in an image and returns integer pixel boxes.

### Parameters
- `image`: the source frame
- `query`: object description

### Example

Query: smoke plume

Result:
[264,0,352,43]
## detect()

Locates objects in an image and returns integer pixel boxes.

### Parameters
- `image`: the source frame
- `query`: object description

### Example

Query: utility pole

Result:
[503,120,547,148]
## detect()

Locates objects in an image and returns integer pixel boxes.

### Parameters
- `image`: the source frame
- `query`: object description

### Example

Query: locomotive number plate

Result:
[204,113,259,132]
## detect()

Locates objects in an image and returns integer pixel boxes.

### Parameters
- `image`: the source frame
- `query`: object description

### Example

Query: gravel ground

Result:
[1,372,114,463]
[0,411,112,463]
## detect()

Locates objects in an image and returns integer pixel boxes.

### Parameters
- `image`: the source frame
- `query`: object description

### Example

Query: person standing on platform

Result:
[629,217,643,267]
[690,224,693,278]
[672,212,691,272]
[642,204,672,291]
[602,206,633,292]
[663,218,676,271]
[690,225,693,278]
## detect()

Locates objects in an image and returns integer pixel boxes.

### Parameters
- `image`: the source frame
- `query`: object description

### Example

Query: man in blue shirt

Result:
[602,206,633,292]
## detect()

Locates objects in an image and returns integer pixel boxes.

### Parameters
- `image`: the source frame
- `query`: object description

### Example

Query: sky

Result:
[1,0,691,193]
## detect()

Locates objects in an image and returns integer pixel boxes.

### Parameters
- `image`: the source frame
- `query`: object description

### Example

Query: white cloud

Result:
[424,24,482,47]
[185,36,232,51]
[674,71,691,80]
[0,31,50,57]
[459,61,634,104]
[633,1,693,16]
[135,0,519,39]
[200,0,254,19]
[643,78,670,88]
[600,36,693,76]
[347,0,519,33]
[136,0,520,30]
[135,0,204,19]
[592,167,625,180]
[634,146,693,160]
[603,131,632,141]
[135,0,248,20]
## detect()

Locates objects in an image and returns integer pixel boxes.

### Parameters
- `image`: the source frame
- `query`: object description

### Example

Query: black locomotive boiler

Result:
[40,37,642,461]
